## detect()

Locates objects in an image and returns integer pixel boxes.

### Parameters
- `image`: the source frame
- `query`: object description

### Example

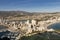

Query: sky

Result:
[0,0,60,12]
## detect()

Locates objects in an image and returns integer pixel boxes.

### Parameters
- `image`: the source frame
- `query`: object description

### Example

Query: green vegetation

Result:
[20,34,47,40]
[19,32,60,40]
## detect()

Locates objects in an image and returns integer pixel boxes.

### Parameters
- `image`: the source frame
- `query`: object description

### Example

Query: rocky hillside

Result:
[0,11,33,17]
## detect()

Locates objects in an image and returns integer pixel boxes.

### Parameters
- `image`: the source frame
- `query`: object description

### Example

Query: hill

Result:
[0,11,33,17]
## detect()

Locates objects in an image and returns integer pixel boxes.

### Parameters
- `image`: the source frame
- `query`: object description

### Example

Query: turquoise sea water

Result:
[48,23,60,30]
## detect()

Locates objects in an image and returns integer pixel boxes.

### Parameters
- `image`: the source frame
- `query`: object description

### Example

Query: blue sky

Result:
[0,0,60,12]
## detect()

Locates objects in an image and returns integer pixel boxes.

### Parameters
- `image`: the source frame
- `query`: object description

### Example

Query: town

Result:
[0,13,60,40]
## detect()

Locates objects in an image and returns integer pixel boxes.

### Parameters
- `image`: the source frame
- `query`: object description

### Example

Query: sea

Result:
[48,22,60,30]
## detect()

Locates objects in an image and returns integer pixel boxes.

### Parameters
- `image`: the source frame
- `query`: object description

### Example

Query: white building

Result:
[31,20,36,25]
[47,29,55,32]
